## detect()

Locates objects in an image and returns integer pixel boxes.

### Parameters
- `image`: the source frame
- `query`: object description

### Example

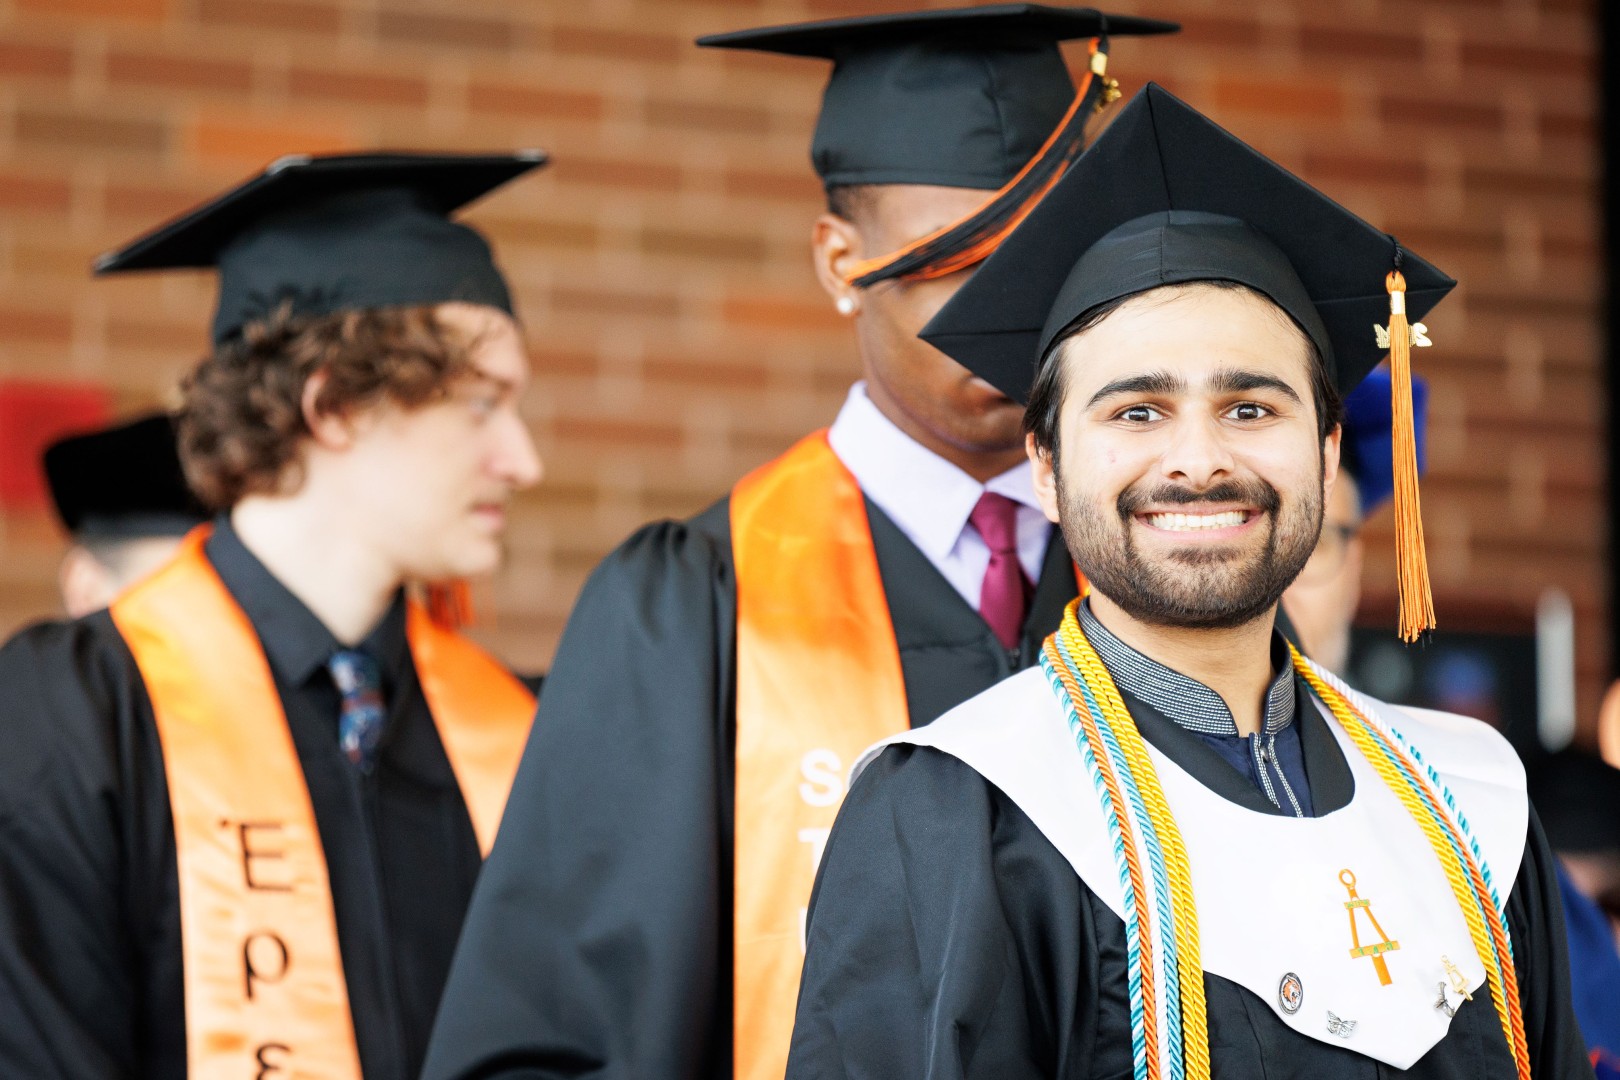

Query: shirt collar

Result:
[826,382,1041,564]
[205,517,410,689]
[1077,600,1297,737]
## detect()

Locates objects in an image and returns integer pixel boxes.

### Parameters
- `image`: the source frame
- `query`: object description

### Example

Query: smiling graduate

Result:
[785,85,1591,1080]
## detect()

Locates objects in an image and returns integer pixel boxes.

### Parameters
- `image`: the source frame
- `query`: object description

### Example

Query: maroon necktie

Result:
[969,491,1033,652]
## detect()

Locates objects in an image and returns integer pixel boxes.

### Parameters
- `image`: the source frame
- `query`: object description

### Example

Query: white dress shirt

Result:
[826,382,1051,611]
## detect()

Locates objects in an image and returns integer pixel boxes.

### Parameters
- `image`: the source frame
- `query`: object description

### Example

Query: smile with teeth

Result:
[1142,509,1251,531]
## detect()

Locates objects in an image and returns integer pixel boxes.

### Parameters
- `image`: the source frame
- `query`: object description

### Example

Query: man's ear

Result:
[301,369,354,451]
[1321,421,1343,503]
[811,212,864,314]
[1028,432,1062,526]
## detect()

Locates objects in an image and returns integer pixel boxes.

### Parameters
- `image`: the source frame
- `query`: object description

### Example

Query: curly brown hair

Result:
[178,304,474,509]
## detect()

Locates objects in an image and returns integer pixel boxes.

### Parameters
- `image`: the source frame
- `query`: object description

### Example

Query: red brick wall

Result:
[0,0,1606,734]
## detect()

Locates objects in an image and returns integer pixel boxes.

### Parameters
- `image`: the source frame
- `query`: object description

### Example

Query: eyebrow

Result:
[458,371,523,397]
[1208,367,1304,405]
[1084,367,1304,409]
[1085,370,1185,409]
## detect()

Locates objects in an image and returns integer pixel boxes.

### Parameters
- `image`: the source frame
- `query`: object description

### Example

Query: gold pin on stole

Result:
[1436,954,1474,1015]
[1340,869,1400,986]
[1441,955,1473,1000]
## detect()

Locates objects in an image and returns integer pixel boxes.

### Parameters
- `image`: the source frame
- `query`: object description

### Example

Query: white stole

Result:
[853,665,1528,1069]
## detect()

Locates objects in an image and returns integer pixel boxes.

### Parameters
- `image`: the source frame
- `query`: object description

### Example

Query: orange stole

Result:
[731,431,909,1080]
[109,529,534,1080]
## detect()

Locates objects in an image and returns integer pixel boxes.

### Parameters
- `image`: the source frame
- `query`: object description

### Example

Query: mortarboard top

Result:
[1340,369,1428,514]
[43,413,208,540]
[920,83,1455,405]
[698,5,1177,192]
[94,151,547,346]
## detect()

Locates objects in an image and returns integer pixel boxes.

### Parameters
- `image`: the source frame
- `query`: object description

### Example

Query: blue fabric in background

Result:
[1556,859,1620,1059]
[1339,367,1428,513]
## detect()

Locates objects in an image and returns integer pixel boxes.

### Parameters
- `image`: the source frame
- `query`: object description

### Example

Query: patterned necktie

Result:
[328,649,386,773]
[969,491,1034,652]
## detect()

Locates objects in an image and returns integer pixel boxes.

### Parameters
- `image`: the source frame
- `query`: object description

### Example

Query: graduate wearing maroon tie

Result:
[424,8,1179,1080]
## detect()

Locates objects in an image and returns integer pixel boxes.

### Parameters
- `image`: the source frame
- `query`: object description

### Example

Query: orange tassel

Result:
[425,580,475,630]
[1384,270,1436,643]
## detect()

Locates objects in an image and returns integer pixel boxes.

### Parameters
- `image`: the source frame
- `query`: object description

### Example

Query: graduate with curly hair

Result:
[0,153,545,1080]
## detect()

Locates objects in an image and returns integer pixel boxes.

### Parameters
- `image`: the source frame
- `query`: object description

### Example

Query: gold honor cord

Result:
[1045,601,1529,1080]
[1292,652,1530,1079]
[1043,632,1164,1080]
[1048,601,1212,1080]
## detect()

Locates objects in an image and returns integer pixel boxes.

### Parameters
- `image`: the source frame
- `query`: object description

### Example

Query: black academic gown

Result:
[784,684,1595,1080]
[421,495,1078,1080]
[0,526,484,1080]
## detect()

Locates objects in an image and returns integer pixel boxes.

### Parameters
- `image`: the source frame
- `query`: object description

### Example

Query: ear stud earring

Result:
[835,295,857,317]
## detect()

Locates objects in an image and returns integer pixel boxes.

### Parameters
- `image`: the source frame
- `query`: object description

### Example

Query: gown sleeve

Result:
[421,516,736,1080]
[0,619,143,1079]
[786,743,1097,1080]
[1507,808,1600,1079]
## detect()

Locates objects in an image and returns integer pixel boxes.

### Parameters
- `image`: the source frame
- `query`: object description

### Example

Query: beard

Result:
[1060,467,1324,631]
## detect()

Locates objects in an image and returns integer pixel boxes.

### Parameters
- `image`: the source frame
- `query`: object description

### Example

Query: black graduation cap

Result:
[699,5,1175,191]
[922,83,1456,642]
[920,83,1455,402]
[43,413,209,540]
[698,5,1178,287]
[94,151,548,345]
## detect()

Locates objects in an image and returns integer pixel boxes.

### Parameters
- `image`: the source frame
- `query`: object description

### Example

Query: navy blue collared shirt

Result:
[1079,601,1314,817]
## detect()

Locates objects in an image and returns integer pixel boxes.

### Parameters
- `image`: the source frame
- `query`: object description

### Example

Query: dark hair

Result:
[178,304,474,509]
[1024,281,1343,465]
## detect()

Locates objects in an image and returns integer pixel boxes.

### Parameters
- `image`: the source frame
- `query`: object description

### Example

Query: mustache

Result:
[1117,478,1282,518]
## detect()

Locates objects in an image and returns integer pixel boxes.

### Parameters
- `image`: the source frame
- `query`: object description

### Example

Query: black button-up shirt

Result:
[0,522,487,1080]
[204,522,483,1079]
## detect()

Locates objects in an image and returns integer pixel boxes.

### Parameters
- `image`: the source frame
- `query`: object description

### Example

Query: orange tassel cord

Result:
[1383,269,1436,643]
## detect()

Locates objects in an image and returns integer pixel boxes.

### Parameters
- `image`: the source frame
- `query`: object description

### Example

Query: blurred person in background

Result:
[423,8,1178,1080]
[43,412,209,618]
[0,152,544,1080]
